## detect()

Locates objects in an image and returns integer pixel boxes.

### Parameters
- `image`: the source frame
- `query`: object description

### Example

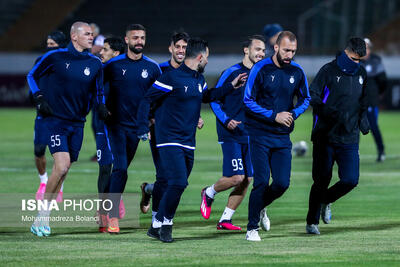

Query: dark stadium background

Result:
[1,0,400,108]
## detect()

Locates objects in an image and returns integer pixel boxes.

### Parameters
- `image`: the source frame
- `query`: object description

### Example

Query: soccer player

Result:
[90,23,105,56]
[244,31,310,241]
[159,31,190,71]
[102,24,161,234]
[95,36,125,232]
[201,35,268,231]
[27,21,104,237]
[140,31,206,218]
[360,38,386,162]
[306,37,369,235]
[262,23,283,58]
[137,37,247,242]
[140,31,191,220]
[45,31,67,49]
[33,31,67,202]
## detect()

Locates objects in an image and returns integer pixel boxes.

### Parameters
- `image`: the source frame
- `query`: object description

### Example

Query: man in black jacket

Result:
[306,37,370,235]
[361,38,386,162]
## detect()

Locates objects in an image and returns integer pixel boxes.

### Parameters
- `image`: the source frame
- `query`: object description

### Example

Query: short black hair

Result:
[242,34,266,49]
[345,37,366,57]
[47,31,67,48]
[276,31,297,45]
[185,37,208,59]
[104,36,125,54]
[126,24,146,33]
[171,31,190,45]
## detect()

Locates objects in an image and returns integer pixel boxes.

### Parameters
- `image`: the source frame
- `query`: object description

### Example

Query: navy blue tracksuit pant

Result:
[155,146,194,222]
[108,125,140,218]
[149,124,168,213]
[367,106,385,155]
[247,135,292,231]
[306,141,359,225]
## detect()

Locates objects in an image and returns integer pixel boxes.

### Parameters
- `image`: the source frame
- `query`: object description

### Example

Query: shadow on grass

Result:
[291,220,400,236]
[320,221,400,235]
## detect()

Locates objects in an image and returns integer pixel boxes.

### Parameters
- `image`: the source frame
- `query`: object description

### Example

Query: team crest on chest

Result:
[198,83,202,93]
[359,76,363,84]
[271,75,275,82]
[336,76,341,83]
[65,62,70,69]
[141,69,148,78]
[184,86,188,93]
[84,67,90,76]
[122,69,127,75]
[289,76,295,84]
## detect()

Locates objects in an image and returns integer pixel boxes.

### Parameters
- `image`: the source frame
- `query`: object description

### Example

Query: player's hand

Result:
[97,103,111,121]
[33,93,53,117]
[197,117,204,129]
[359,116,370,135]
[138,132,150,141]
[231,73,248,89]
[275,112,293,127]
[226,119,242,130]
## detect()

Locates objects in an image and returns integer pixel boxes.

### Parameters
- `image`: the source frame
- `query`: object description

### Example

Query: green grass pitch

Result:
[0,108,399,266]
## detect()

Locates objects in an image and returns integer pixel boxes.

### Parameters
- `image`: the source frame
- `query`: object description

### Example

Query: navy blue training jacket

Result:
[243,57,310,135]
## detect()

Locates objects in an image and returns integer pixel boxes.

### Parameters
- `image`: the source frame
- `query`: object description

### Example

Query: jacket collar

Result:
[179,63,200,77]
[67,42,89,57]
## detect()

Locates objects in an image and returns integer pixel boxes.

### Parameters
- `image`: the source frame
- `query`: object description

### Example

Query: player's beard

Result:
[198,63,206,73]
[173,53,185,65]
[249,53,261,65]
[277,52,291,67]
[128,44,144,54]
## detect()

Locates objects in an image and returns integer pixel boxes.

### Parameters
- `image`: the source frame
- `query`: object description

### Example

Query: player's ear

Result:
[243,47,249,55]
[274,44,279,53]
[168,43,173,54]
[70,33,77,42]
[113,51,120,57]
[124,36,129,45]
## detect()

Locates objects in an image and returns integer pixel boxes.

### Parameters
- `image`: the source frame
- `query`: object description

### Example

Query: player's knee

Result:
[254,178,269,188]
[271,182,289,194]
[168,179,187,188]
[312,180,330,190]
[34,144,46,157]
[342,179,358,189]
[55,162,70,177]
[154,179,168,189]
[99,164,112,177]
[112,169,128,180]
[231,175,245,186]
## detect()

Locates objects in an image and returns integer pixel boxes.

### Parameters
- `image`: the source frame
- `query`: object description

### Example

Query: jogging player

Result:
[33,31,67,202]
[244,31,310,241]
[95,36,125,232]
[306,37,369,235]
[27,22,104,237]
[102,24,161,234]
[137,38,247,242]
[201,35,268,231]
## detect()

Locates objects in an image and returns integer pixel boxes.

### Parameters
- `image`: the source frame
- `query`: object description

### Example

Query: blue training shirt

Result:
[104,53,161,130]
[243,57,310,135]
[210,62,250,144]
[137,63,234,150]
[27,42,103,124]
[159,60,176,73]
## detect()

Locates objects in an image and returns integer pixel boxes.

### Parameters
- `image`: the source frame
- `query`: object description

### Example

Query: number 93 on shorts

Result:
[221,142,253,177]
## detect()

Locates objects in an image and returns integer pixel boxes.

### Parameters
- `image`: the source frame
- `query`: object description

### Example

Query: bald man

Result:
[27,21,104,237]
